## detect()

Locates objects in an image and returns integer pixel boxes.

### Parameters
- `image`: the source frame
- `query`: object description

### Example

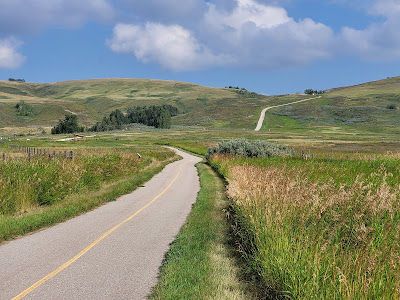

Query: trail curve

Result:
[255,96,321,131]
[1,148,202,300]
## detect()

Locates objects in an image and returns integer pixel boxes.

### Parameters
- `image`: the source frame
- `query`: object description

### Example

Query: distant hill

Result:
[0,78,305,130]
[0,77,399,135]
[262,76,400,135]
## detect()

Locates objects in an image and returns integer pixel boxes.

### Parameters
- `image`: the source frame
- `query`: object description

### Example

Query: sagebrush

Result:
[206,138,294,159]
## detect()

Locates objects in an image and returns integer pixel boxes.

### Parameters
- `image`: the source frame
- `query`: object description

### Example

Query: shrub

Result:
[386,104,397,110]
[206,138,295,159]
[51,114,84,134]
[15,101,33,116]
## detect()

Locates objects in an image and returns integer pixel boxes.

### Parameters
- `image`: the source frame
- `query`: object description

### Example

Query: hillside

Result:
[262,76,400,135]
[0,76,400,136]
[0,79,306,132]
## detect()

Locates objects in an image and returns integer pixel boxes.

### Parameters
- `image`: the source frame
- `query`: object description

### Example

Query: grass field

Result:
[0,79,306,131]
[4,76,400,135]
[2,78,400,298]
[0,141,177,243]
[150,162,259,299]
[208,154,400,299]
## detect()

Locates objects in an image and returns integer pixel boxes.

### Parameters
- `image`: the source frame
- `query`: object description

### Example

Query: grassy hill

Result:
[0,79,308,132]
[0,76,399,136]
[263,76,400,136]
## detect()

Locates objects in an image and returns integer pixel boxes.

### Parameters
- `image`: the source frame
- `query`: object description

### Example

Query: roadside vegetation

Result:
[207,138,295,158]
[2,127,400,298]
[151,162,256,299]
[0,145,177,243]
[208,152,400,299]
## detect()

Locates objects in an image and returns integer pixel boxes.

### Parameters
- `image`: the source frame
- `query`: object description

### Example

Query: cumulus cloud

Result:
[339,0,400,61]
[107,23,229,71]
[0,0,115,36]
[205,0,291,30]
[108,0,334,71]
[0,0,115,69]
[0,38,26,69]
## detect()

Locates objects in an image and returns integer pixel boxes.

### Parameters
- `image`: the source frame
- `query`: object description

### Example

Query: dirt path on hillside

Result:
[255,96,321,131]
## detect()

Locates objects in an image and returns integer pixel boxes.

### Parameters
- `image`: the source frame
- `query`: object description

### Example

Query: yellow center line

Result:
[12,159,193,300]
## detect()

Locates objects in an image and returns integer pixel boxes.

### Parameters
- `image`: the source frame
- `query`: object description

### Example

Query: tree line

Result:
[304,89,325,95]
[51,105,178,134]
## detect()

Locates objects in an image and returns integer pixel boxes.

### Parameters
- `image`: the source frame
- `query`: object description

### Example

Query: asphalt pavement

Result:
[0,148,202,300]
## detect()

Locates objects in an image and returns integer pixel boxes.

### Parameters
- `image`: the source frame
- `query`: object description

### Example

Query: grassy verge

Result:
[0,149,177,244]
[209,155,400,299]
[150,162,256,299]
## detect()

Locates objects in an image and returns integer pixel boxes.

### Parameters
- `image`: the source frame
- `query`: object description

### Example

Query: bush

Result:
[126,105,171,129]
[386,104,397,110]
[206,138,295,159]
[90,105,175,132]
[15,101,33,116]
[51,114,84,134]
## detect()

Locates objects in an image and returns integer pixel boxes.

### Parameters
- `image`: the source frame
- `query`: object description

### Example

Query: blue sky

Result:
[1,0,400,95]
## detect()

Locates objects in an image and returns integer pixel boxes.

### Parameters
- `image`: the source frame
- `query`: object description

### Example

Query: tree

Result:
[304,89,314,95]
[15,101,33,116]
[51,114,84,134]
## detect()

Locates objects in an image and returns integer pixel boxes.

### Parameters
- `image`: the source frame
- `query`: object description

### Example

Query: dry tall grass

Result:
[218,158,400,299]
[0,149,146,215]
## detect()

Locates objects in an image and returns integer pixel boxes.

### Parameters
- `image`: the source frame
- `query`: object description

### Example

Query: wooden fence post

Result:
[2,153,6,163]
[28,152,32,161]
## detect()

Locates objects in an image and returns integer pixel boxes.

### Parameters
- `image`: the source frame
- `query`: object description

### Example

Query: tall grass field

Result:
[209,154,400,299]
[0,146,177,242]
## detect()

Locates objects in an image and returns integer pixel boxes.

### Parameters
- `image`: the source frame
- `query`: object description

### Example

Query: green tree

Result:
[304,89,314,95]
[15,101,33,116]
[51,114,84,134]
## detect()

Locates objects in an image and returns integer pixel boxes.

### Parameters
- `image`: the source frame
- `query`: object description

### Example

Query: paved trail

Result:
[254,96,321,131]
[0,148,202,300]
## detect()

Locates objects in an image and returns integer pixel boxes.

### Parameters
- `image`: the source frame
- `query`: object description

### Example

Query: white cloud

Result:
[369,0,400,16]
[205,0,291,30]
[0,38,26,69]
[0,0,115,35]
[107,23,229,71]
[108,0,334,71]
[0,0,115,69]
[339,0,400,61]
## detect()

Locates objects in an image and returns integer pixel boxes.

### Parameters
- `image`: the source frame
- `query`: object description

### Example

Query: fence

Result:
[2,146,74,163]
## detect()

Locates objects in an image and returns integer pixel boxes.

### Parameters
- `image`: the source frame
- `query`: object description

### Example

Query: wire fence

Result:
[2,145,74,163]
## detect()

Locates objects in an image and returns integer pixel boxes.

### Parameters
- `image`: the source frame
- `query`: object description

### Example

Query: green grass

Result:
[2,76,400,136]
[209,155,400,299]
[0,146,177,243]
[150,162,255,299]
[0,79,318,131]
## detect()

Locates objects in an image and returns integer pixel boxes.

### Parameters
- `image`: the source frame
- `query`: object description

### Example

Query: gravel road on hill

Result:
[0,148,202,300]
[255,96,321,131]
